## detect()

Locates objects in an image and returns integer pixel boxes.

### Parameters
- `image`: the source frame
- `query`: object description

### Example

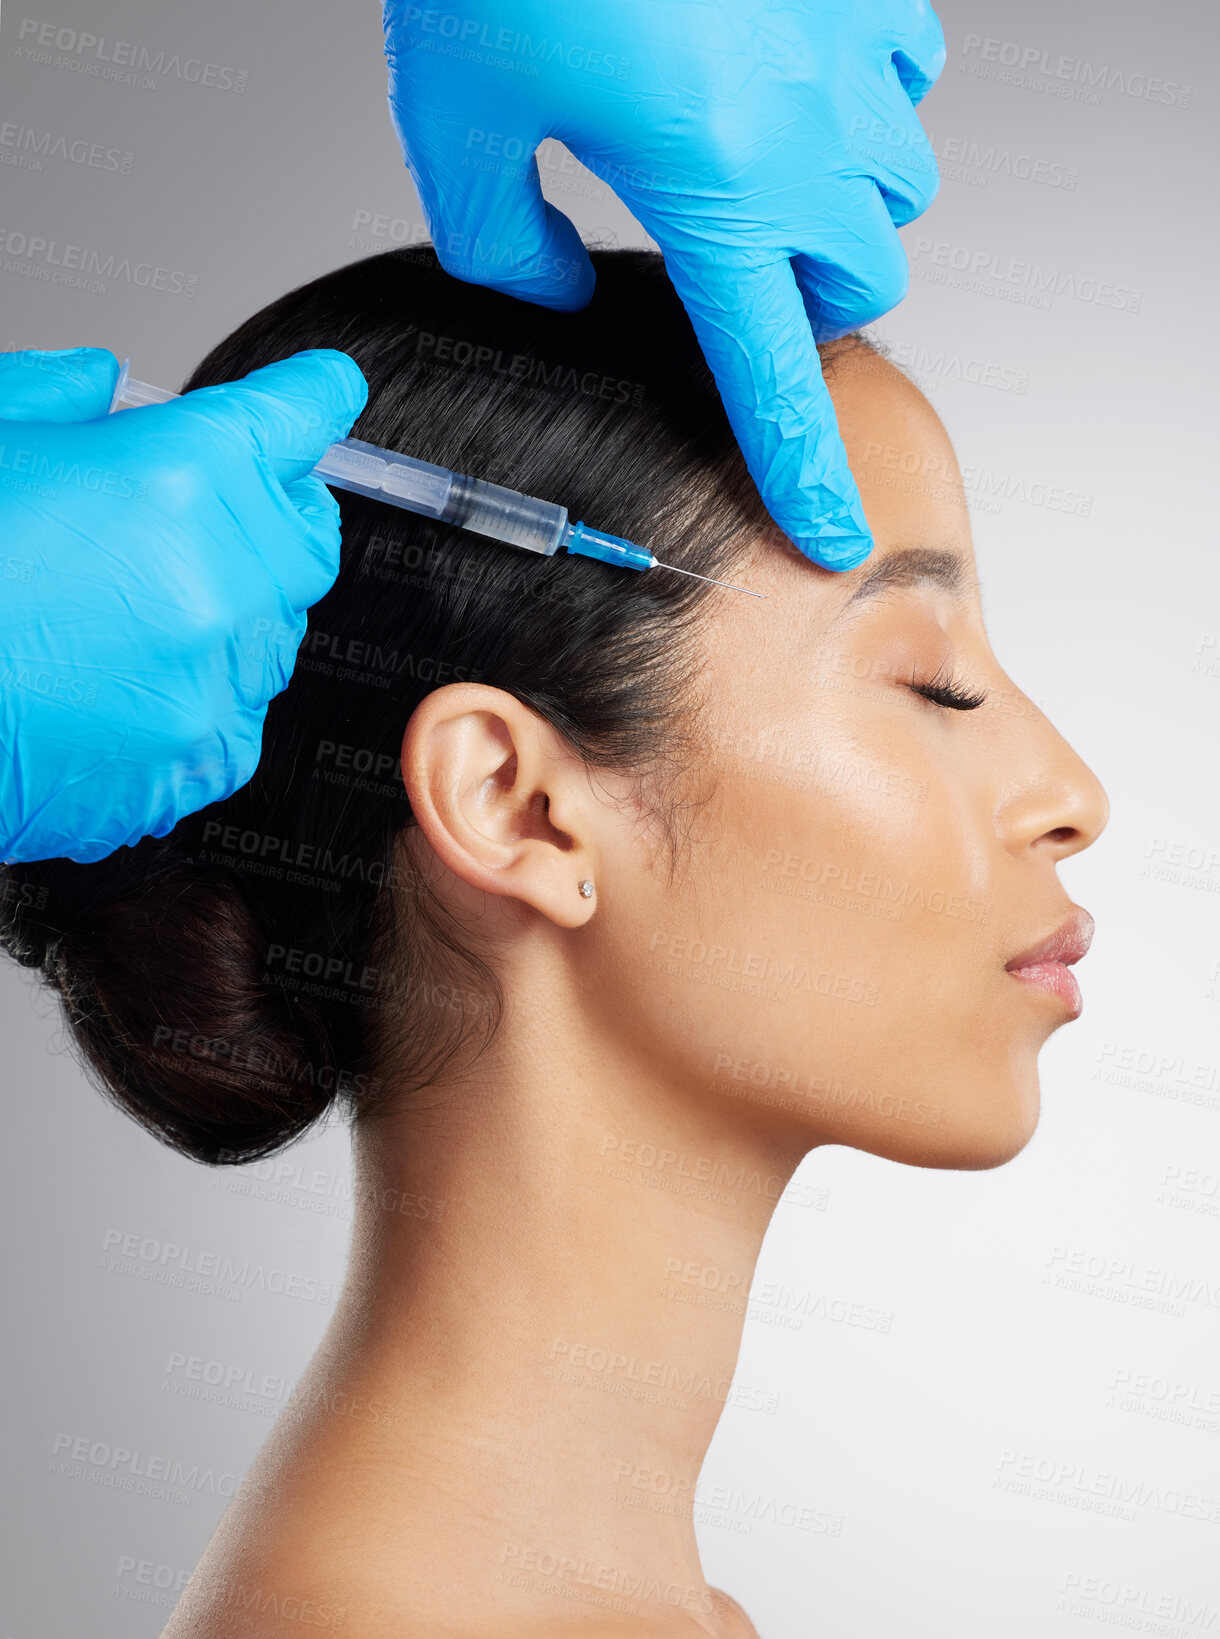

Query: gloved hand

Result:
[383,0,944,569]
[0,346,367,864]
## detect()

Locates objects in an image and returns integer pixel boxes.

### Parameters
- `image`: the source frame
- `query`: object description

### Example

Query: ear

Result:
[400,684,599,930]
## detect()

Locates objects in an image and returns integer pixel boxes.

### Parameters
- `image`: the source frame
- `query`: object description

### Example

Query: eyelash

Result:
[909,662,989,712]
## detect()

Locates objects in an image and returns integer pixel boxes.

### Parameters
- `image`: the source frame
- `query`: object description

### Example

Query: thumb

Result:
[661,246,873,570]
[181,349,369,481]
[409,134,595,313]
[0,346,119,423]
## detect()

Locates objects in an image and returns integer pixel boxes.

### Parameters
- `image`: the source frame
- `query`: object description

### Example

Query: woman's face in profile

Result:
[579,351,1110,1171]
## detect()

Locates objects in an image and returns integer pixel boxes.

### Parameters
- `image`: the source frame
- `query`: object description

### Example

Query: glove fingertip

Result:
[0,346,120,423]
[519,239,596,312]
[782,487,874,569]
[797,530,874,571]
[437,198,596,312]
[292,348,370,416]
[761,456,875,571]
[200,352,370,479]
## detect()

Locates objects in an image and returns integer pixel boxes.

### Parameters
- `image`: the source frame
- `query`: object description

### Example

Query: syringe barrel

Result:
[113,374,176,408]
[111,373,570,557]
[313,438,454,515]
[441,471,568,556]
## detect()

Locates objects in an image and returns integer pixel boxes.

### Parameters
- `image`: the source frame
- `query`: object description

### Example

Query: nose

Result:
[997,709,1110,863]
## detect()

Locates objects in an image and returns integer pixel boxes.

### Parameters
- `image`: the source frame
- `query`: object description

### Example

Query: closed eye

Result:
[910,661,988,712]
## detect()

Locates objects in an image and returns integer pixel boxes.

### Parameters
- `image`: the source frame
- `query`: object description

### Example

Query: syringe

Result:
[108,363,763,598]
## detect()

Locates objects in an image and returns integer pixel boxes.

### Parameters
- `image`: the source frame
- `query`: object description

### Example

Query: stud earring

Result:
[578,879,594,899]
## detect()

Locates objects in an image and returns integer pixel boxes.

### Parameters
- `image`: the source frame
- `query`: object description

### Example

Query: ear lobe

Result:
[400,684,599,930]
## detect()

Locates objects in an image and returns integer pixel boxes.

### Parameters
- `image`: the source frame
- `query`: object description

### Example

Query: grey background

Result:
[2,1,1217,1634]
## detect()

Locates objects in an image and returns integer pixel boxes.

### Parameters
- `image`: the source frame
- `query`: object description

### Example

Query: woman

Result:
[1,248,1108,1637]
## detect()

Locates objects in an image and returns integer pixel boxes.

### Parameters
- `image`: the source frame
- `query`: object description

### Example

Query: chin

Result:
[931,1075,1043,1172]
[851,1065,1043,1173]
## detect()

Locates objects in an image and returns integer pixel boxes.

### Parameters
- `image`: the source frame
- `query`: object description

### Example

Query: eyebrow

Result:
[841,547,970,607]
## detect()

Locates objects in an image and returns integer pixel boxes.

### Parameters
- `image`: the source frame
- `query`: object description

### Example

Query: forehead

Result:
[738,350,978,614]
[830,340,975,570]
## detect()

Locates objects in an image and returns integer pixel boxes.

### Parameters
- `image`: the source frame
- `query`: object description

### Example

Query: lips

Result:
[1005,908,1094,1019]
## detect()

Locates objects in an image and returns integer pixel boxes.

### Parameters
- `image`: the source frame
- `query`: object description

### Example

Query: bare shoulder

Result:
[164,1579,759,1639]
[709,1586,761,1639]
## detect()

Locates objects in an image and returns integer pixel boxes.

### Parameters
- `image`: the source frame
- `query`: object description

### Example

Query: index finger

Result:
[661,243,873,569]
[180,350,369,483]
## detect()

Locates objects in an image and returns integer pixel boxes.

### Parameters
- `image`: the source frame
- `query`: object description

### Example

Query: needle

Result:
[651,558,766,598]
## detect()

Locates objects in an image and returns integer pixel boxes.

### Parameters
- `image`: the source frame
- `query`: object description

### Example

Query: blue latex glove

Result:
[0,346,368,864]
[383,0,944,568]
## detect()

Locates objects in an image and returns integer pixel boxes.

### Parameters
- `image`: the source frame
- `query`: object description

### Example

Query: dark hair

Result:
[1,247,868,1164]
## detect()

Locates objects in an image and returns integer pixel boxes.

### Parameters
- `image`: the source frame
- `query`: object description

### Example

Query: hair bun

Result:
[2,847,337,1165]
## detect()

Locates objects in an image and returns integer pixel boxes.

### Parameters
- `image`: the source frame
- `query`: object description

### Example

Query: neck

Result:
[312,979,810,1634]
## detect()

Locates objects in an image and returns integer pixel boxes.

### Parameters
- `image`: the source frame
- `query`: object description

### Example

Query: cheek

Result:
[709,706,994,1014]
[635,695,1026,1156]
